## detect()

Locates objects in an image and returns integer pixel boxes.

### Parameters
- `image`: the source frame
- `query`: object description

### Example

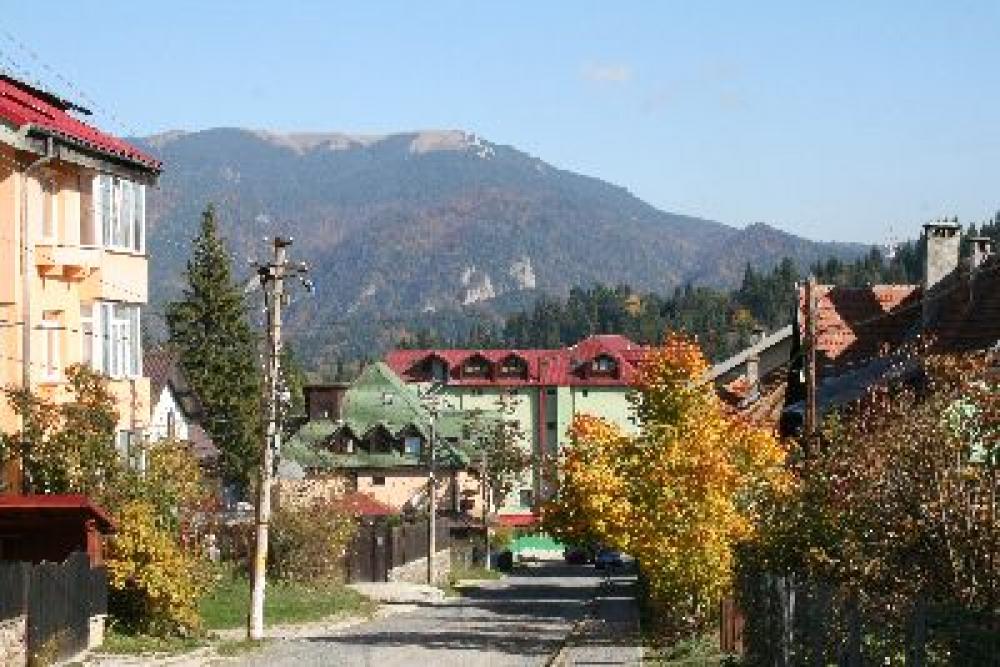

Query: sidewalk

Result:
[551,570,644,666]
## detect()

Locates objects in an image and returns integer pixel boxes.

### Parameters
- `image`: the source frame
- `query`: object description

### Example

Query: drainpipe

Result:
[19,135,56,493]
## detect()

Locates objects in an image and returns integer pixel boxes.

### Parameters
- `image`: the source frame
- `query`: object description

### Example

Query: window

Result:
[40,311,62,380]
[499,355,527,377]
[581,389,589,398]
[592,355,617,374]
[94,174,145,252]
[463,357,490,377]
[166,410,176,439]
[404,436,422,456]
[372,476,386,486]
[546,421,556,430]
[79,174,95,245]
[97,302,141,378]
[546,388,556,396]
[519,489,534,508]
[80,304,94,368]
[38,175,58,241]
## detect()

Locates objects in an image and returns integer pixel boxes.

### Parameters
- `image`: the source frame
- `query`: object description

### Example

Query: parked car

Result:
[594,548,623,570]
[564,544,596,564]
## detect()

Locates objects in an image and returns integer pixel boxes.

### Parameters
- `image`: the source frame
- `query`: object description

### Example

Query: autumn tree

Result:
[544,333,787,635]
[1,364,121,496]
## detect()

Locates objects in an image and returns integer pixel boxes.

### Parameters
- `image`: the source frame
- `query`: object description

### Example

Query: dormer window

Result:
[462,355,491,378]
[419,355,449,383]
[498,354,528,378]
[591,355,617,374]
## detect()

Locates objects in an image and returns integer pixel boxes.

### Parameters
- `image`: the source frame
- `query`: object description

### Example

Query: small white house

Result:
[144,348,218,464]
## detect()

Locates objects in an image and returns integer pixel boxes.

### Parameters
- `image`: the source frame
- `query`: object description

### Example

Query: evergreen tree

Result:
[165,205,262,491]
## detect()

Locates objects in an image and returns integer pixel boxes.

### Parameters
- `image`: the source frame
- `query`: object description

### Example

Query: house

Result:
[143,347,219,466]
[710,218,999,431]
[385,334,648,524]
[279,362,491,518]
[0,73,161,490]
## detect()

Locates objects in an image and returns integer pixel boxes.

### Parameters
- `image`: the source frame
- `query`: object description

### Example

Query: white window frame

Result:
[40,312,62,381]
[96,302,142,379]
[93,174,145,253]
[80,304,95,369]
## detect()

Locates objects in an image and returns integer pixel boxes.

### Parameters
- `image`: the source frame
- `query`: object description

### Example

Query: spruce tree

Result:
[166,205,262,492]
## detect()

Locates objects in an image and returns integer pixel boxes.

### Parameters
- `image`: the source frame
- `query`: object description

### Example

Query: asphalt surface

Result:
[237,562,616,667]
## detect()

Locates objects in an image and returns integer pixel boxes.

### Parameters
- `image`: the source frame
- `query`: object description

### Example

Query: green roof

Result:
[283,363,501,472]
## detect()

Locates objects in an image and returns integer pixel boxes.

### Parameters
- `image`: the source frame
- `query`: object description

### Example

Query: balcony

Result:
[35,243,100,279]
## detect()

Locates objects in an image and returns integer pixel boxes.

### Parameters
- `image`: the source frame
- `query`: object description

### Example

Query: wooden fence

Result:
[0,552,107,663]
[344,518,451,583]
[730,573,1000,666]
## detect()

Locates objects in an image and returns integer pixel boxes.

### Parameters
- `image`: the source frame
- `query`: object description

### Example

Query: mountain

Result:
[138,128,867,360]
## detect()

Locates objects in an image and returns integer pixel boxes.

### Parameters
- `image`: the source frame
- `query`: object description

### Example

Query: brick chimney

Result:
[922,217,961,327]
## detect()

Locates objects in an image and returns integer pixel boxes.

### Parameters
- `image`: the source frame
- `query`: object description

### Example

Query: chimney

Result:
[969,236,994,270]
[922,217,961,327]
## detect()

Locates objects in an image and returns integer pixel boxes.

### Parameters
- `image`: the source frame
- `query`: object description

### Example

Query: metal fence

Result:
[344,518,451,583]
[730,573,1000,666]
[0,552,107,663]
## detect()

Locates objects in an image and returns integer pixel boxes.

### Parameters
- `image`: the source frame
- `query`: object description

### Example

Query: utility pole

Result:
[249,237,308,641]
[481,446,490,570]
[427,408,437,585]
[804,275,818,440]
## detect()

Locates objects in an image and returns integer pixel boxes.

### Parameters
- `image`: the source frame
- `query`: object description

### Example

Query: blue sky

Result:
[2,1,998,243]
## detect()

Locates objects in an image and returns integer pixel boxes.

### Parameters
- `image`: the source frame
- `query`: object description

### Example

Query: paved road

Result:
[238,562,610,667]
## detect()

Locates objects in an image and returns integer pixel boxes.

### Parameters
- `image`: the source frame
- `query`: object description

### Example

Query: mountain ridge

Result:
[137,127,867,357]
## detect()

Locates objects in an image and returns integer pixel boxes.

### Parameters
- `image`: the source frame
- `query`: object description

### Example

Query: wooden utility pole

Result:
[805,275,818,438]
[427,409,437,585]
[249,237,296,640]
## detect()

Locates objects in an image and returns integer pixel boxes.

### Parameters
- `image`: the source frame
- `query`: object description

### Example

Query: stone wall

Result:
[388,548,451,586]
[0,614,26,667]
[274,475,350,509]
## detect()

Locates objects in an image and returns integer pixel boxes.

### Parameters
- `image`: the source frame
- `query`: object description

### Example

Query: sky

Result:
[2,1,998,244]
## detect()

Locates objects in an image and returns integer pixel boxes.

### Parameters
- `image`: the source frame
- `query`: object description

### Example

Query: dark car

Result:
[594,548,623,570]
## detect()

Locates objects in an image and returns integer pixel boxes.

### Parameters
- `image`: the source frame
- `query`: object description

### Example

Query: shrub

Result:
[268,498,357,582]
[105,501,212,636]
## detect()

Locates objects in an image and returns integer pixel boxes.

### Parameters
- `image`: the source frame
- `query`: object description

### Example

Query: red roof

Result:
[496,513,539,527]
[799,284,922,375]
[385,335,648,387]
[337,491,397,517]
[0,494,115,532]
[0,74,160,171]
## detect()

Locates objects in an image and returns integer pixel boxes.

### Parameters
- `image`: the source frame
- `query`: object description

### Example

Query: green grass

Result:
[642,633,732,666]
[200,573,377,629]
[101,628,206,655]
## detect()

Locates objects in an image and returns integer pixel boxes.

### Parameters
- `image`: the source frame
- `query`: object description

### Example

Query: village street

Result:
[237,561,642,667]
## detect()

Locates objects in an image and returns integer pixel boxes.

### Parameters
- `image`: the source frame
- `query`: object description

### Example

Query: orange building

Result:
[0,74,161,490]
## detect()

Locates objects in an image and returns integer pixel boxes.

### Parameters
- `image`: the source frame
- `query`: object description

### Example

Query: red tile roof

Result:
[799,284,922,375]
[385,335,648,387]
[337,491,397,517]
[496,513,539,527]
[0,74,160,171]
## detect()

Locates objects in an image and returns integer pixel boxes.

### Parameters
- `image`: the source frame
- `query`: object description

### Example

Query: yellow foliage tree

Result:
[105,501,211,635]
[544,333,787,634]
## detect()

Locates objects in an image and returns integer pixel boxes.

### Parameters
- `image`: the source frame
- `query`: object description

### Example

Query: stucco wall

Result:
[147,386,190,442]
[0,154,151,450]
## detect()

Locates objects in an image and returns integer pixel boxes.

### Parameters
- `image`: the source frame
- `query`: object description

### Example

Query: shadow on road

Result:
[300,561,604,659]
